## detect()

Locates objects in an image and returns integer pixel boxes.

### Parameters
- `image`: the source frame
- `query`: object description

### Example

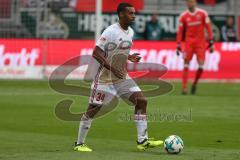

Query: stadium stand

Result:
[0,0,239,39]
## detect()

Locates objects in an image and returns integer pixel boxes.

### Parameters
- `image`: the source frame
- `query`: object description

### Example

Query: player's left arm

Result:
[176,13,185,56]
[128,29,141,63]
[204,12,214,53]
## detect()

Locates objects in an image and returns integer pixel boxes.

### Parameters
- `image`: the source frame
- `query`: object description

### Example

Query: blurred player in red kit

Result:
[176,0,214,95]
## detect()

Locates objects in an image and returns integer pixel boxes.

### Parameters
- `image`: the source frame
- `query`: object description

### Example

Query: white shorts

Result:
[89,79,141,106]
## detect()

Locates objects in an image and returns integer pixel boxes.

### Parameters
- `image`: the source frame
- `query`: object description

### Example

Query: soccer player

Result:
[176,0,214,95]
[74,3,163,152]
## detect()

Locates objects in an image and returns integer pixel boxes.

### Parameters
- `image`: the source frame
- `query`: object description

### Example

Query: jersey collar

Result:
[117,23,130,35]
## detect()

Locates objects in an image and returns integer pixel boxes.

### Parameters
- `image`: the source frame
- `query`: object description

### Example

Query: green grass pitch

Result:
[0,80,240,160]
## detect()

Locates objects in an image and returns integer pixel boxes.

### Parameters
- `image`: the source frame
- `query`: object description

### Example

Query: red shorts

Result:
[184,44,206,62]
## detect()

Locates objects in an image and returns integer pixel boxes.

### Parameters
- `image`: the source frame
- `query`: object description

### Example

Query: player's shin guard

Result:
[134,114,148,143]
[77,114,92,145]
[193,66,204,86]
[182,64,189,92]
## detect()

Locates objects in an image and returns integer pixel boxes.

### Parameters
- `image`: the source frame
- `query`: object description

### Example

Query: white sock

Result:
[77,114,92,144]
[134,114,148,143]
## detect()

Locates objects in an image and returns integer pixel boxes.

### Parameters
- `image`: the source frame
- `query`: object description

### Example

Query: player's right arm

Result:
[92,46,111,70]
[176,13,185,56]
[93,29,124,79]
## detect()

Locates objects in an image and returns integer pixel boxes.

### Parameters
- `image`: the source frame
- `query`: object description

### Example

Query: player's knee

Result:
[199,64,204,70]
[184,60,190,67]
[184,60,190,63]
[184,64,189,68]
[198,61,204,69]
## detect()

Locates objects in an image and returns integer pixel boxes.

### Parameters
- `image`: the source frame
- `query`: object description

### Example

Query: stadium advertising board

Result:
[0,39,239,80]
[21,12,231,41]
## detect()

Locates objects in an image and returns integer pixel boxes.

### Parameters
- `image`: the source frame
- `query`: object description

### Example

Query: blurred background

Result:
[1,0,240,40]
[0,0,239,80]
[1,2,240,160]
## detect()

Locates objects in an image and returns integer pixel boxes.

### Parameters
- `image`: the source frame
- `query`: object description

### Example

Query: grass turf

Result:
[0,80,240,160]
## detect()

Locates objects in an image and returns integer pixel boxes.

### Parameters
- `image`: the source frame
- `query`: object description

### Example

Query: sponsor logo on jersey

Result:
[196,14,201,20]
[100,37,107,42]
[188,21,201,26]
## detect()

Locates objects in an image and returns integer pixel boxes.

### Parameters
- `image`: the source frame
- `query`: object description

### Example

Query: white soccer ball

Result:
[164,135,184,154]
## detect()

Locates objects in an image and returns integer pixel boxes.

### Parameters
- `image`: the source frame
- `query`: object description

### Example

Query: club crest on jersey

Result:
[196,14,201,20]
[100,37,107,42]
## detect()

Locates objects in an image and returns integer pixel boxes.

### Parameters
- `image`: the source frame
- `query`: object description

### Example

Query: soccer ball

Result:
[164,135,184,154]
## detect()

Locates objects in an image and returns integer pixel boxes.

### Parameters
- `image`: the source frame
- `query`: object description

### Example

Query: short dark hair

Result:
[117,3,133,17]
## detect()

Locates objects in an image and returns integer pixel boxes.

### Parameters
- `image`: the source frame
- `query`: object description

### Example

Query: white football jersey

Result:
[96,23,134,83]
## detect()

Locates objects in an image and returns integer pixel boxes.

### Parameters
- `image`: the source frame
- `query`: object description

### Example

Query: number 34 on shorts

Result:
[89,84,116,106]
[96,92,105,102]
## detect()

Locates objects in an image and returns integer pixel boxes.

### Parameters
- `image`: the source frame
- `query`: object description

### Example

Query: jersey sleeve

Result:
[96,28,113,52]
